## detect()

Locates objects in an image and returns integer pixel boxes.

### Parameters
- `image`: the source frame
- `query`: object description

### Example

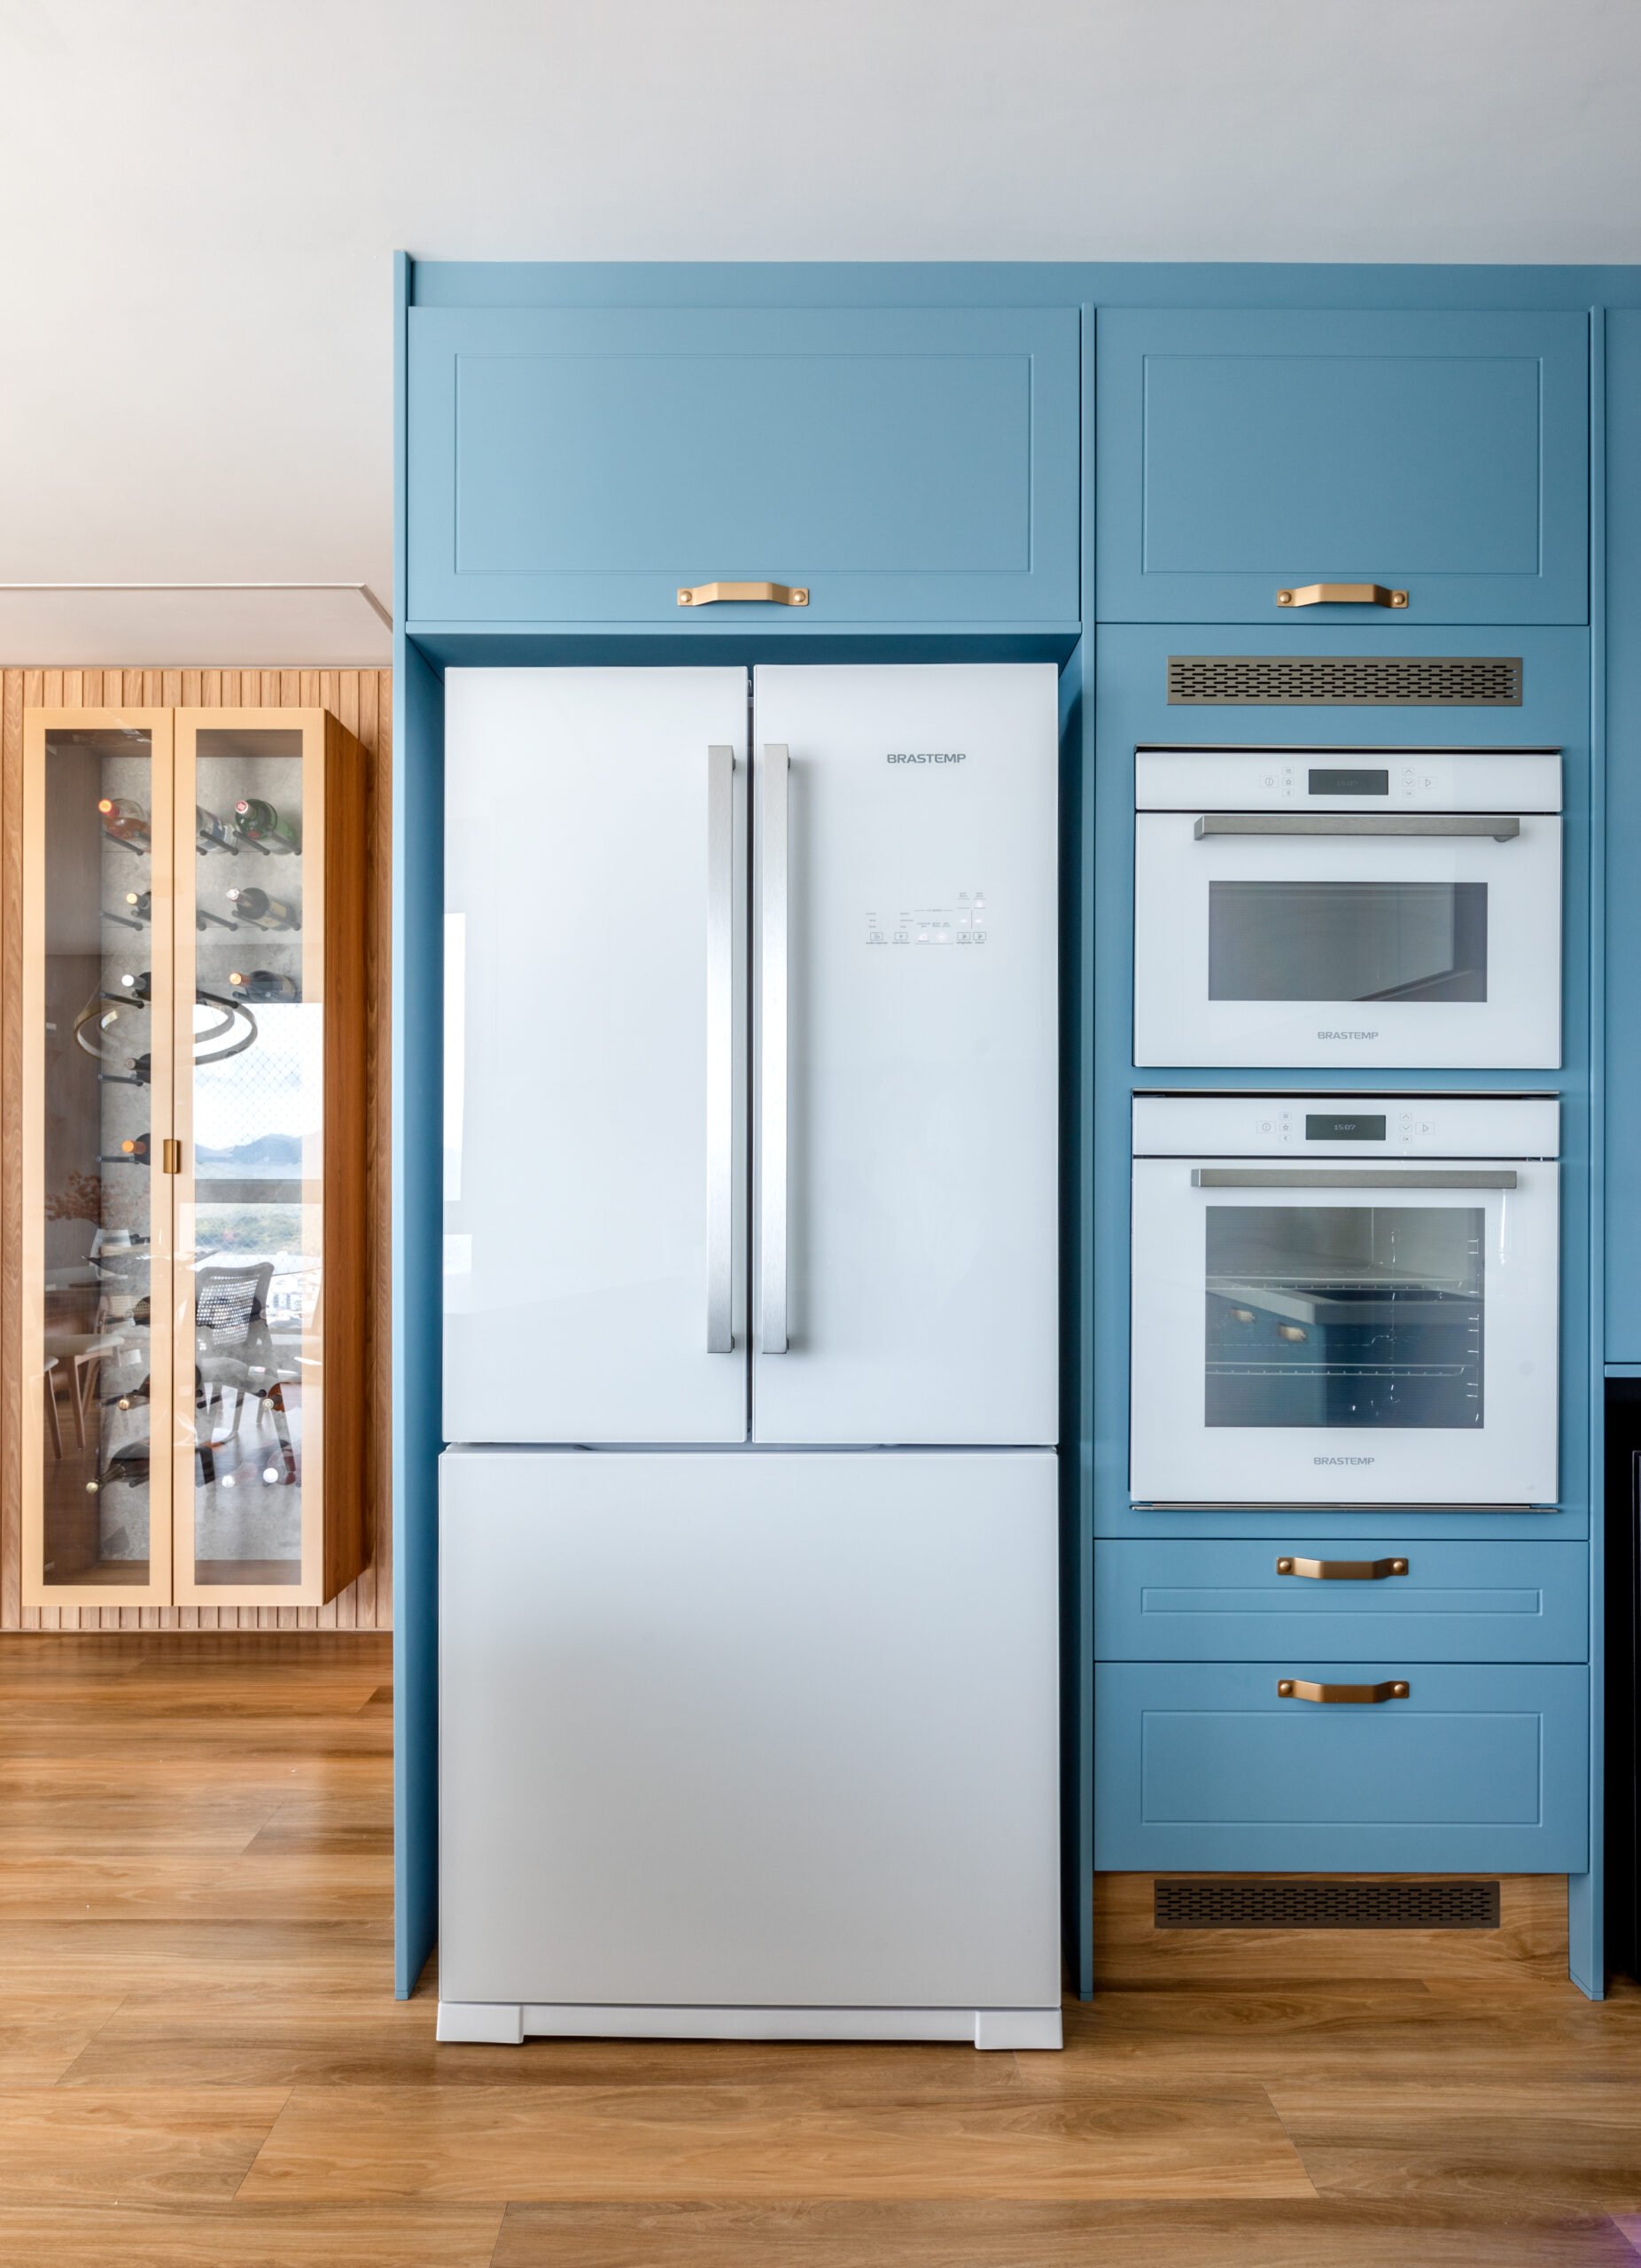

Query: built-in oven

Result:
[1134,748,1562,1068]
[1131,1094,1559,1507]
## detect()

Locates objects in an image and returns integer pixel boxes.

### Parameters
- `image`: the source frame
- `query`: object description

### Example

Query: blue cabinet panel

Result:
[1606,312,1641,1359]
[1096,308,1589,624]
[1095,1661,1589,1872]
[407,306,1080,626]
[1094,1540,1588,1664]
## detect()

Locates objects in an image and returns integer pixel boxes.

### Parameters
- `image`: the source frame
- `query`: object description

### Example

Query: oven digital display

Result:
[1309,767,1390,796]
[1304,1113,1388,1142]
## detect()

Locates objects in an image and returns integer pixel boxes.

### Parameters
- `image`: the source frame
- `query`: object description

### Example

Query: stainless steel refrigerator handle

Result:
[1193,812,1522,842]
[759,742,790,1353]
[705,743,735,1354]
[1191,1168,1520,1190]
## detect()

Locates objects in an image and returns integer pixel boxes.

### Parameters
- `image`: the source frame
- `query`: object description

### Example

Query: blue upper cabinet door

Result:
[1096,308,1589,625]
[406,306,1080,627]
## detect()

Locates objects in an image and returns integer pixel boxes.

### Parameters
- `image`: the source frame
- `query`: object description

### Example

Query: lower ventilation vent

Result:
[1167,656,1523,706]
[1154,1879,1501,1931]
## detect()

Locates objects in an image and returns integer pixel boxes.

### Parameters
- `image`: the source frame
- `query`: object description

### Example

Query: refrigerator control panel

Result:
[867,891,988,947]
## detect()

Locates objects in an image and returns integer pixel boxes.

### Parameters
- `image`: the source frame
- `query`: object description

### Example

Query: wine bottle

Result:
[124,889,152,921]
[98,1131,150,1164]
[97,796,152,850]
[195,804,238,855]
[229,968,300,1002]
[233,796,300,853]
[87,1441,150,1493]
[225,886,299,931]
[97,1051,153,1089]
[116,969,154,1004]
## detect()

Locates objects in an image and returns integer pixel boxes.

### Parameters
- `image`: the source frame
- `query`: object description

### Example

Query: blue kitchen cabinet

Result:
[1096,307,1589,625]
[1095,1540,1588,1666]
[1606,311,1641,1360]
[406,305,1080,628]
[1094,1660,1589,1874]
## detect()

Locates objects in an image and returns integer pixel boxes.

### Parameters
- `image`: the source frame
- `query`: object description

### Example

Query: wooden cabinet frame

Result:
[19,706,367,1610]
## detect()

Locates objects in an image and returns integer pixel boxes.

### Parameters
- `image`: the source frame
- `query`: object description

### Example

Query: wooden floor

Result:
[3,1634,1640,2266]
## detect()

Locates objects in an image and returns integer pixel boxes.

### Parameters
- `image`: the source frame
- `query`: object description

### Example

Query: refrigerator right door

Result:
[751,665,1059,1446]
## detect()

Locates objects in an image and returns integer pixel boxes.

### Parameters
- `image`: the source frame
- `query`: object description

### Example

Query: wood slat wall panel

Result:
[0,665,393,1633]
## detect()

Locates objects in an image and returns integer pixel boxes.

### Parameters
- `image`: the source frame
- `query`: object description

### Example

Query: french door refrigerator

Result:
[439,664,1062,2047]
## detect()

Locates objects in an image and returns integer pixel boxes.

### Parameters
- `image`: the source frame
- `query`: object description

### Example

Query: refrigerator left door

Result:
[443,669,750,1444]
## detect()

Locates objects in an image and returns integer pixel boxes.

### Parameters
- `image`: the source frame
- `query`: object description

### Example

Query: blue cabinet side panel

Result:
[1605,312,1641,1360]
[1059,627,1094,1999]
[393,636,445,2000]
[1096,307,1589,625]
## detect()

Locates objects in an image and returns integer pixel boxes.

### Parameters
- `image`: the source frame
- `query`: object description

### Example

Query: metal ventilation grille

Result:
[1167,656,1523,707]
[1154,1879,1501,1930]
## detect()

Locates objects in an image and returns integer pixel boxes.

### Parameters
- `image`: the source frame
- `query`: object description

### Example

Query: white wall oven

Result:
[1134,748,1562,1069]
[1131,1094,1559,1507]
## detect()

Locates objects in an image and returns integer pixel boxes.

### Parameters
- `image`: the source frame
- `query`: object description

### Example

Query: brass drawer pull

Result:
[161,1138,183,1176]
[1277,581,1407,610]
[1278,1677,1410,1704]
[678,581,809,609]
[1276,1556,1409,1581]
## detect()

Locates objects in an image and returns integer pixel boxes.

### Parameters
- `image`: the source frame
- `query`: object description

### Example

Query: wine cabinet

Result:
[20,708,368,1608]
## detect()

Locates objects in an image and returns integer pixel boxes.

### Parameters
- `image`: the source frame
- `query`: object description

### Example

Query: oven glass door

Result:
[1133,818,1562,1068]
[1131,1161,1559,1503]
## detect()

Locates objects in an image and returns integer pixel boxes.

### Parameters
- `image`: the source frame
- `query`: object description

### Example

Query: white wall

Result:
[1,0,1637,660]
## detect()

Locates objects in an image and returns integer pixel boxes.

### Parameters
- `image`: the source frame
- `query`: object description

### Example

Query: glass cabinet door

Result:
[171,715,325,1600]
[23,715,175,1604]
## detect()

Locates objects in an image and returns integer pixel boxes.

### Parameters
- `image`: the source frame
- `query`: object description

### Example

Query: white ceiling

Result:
[3,0,1638,664]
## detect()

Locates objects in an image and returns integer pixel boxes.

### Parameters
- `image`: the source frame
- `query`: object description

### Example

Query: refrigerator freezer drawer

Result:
[439,1449,1062,2011]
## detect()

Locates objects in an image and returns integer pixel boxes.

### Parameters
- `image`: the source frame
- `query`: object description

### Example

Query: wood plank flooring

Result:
[3,1632,1639,2265]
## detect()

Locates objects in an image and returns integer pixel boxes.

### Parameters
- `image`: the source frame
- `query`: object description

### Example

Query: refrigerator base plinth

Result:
[435,2000,1063,2050]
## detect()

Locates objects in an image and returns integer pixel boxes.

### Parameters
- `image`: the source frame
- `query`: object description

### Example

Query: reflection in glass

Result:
[187,729,315,1586]
[1209,881,1488,1003]
[39,730,157,1587]
[1205,1205,1485,1431]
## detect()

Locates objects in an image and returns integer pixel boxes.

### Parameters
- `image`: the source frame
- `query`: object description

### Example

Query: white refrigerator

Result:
[439,664,1062,2047]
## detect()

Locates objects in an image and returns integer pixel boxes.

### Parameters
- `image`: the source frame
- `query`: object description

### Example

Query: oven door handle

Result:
[1191,1168,1519,1190]
[1193,812,1522,842]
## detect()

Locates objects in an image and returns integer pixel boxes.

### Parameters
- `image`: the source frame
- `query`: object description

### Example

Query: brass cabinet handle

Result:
[1276,1556,1409,1581]
[1277,1677,1410,1704]
[1277,581,1407,610]
[677,581,809,608]
[161,1138,183,1176]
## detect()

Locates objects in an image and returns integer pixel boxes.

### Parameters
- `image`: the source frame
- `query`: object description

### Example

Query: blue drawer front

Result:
[1095,1661,1588,1873]
[408,305,1080,626]
[1095,307,1588,624]
[1094,1540,1588,1664]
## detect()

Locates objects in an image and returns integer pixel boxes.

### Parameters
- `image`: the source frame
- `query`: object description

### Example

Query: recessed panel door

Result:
[408,306,1080,625]
[444,669,749,1444]
[751,664,1059,1446]
[1095,307,1589,623]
